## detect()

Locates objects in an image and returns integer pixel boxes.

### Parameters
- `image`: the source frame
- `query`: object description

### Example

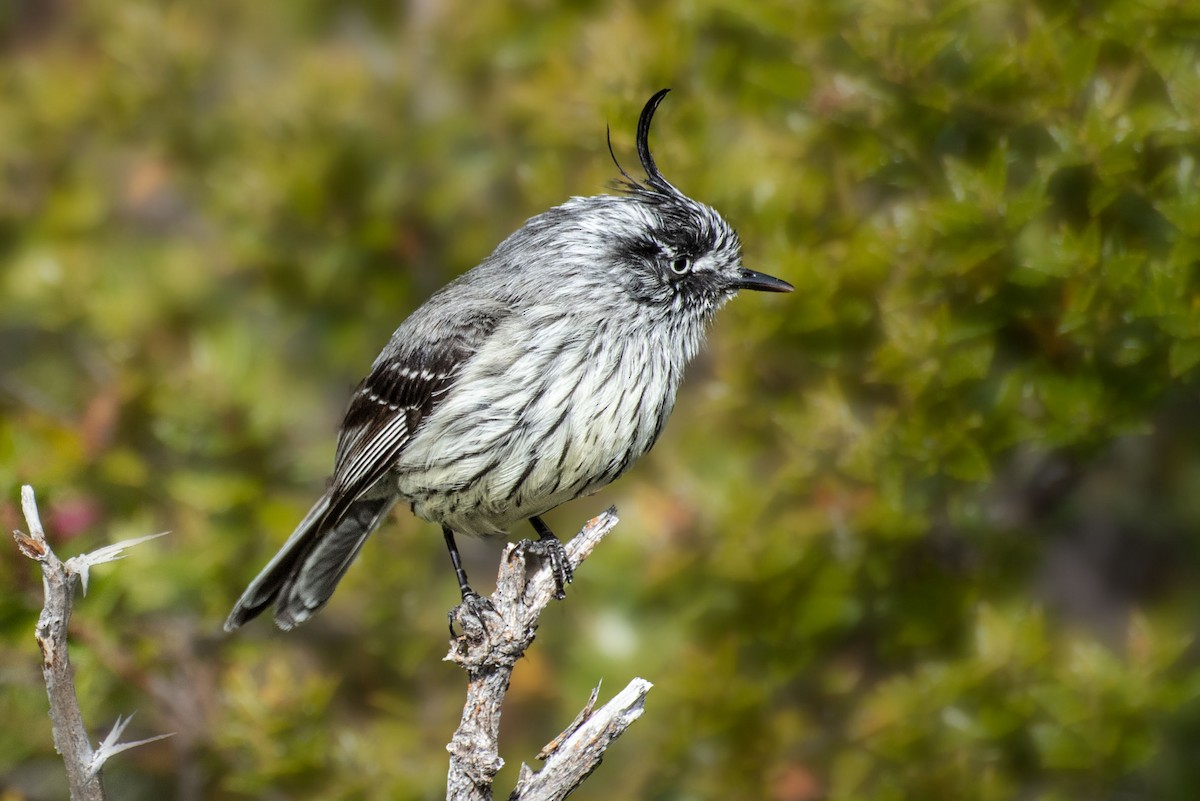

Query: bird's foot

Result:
[516,534,573,599]
[448,588,497,640]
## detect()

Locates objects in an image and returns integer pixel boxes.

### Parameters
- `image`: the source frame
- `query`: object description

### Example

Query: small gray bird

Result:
[225,89,792,632]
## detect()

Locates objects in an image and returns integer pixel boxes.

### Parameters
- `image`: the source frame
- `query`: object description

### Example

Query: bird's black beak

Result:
[734,267,794,293]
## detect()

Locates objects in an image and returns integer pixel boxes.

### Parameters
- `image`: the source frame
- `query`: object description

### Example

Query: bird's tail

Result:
[224,492,396,632]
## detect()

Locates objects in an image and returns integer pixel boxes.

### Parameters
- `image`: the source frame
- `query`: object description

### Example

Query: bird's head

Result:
[603,89,793,321]
[482,90,791,340]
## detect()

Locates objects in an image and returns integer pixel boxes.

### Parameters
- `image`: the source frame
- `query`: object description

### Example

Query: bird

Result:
[224,89,793,633]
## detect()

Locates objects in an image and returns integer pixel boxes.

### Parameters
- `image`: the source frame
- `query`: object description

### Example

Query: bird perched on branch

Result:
[225,89,792,633]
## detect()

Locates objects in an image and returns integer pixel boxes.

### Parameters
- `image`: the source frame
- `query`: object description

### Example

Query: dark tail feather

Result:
[224,493,395,632]
[272,495,395,630]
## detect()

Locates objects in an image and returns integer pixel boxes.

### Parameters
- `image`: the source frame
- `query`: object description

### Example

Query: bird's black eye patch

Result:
[616,236,664,265]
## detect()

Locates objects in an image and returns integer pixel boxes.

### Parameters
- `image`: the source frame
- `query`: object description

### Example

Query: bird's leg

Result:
[519,515,574,599]
[443,525,494,636]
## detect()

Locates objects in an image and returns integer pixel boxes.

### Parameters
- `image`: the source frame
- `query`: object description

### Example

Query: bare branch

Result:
[14,486,102,801]
[510,678,653,801]
[13,485,168,801]
[444,507,650,800]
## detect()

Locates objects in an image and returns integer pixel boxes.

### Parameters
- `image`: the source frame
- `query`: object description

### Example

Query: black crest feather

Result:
[637,88,675,192]
[611,88,682,198]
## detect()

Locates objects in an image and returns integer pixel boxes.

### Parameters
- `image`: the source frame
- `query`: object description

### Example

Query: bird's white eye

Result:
[670,255,692,275]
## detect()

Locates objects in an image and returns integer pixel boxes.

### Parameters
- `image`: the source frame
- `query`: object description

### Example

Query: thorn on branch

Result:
[66,531,168,595]
[88,714,176,779]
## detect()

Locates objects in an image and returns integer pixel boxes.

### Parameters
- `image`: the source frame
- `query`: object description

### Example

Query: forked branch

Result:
[444,508,652,801]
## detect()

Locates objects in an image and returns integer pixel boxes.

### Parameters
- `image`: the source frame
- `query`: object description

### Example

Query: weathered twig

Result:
[12,485,171,801]
[510,677,652,801]
[444,507,651,800]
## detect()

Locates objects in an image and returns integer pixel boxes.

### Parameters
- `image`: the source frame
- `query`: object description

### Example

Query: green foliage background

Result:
[3,1,1200,799]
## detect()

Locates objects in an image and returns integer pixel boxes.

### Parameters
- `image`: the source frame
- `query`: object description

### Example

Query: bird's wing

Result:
[325,304,505,518]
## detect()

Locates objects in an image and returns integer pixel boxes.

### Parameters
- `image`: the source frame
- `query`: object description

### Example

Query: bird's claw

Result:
[517,535,573,599]
[449,589,497,639]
